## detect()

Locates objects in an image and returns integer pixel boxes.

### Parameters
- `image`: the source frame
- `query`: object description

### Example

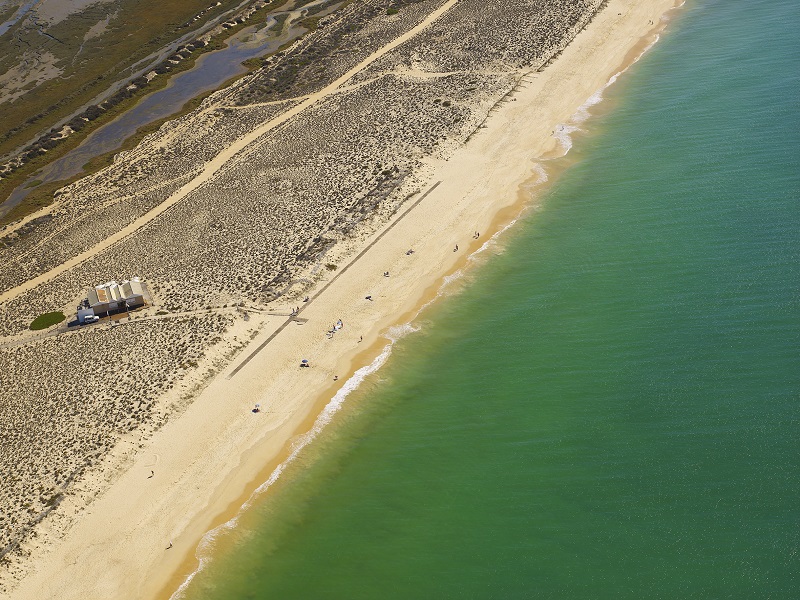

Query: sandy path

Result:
[5,175,187,267]
[6,1,680,598]
[0,0,459,307]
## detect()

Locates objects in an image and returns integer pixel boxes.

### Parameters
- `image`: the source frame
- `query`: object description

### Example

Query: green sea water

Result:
[180,0,800,597]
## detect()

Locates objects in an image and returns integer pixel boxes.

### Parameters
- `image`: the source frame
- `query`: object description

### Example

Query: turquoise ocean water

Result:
[180,0,800,597]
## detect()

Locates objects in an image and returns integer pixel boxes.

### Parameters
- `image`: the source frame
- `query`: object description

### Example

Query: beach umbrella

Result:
[301,359,308,364]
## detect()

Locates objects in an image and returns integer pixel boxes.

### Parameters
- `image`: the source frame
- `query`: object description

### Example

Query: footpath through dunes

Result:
[0,0,460,308]
[0,0,611,558]
[1,0,675,595]
[4,0,678,596]
[0,0,603,331]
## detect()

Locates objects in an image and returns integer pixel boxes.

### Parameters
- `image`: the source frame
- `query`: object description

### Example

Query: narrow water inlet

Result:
[0,0,344,218]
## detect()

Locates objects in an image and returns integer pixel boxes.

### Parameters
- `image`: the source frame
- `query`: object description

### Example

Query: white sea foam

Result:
[553,123,580,154]
[529,161,549,186]
[550,30,663,156]
[413,210,524,319]
[171,341,399,599]
[385,322,421,342]
[473,215,520,258]
[173,22,672,600]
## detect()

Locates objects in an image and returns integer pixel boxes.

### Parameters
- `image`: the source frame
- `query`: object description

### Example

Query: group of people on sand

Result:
[326,318,344,339]
[290,231,481,395]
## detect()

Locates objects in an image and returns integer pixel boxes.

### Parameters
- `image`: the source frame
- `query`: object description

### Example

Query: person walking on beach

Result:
[454,244,458,252]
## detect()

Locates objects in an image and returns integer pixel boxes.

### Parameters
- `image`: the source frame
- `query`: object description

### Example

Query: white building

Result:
[87,278,145,316]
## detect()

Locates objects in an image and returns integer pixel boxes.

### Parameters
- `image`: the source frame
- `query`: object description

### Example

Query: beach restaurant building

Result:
[87,278,145,316]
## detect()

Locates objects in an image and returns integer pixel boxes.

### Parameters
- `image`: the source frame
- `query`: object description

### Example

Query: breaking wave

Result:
[172,20,673,600]
[552,30,663,155]
[171,324,420,598]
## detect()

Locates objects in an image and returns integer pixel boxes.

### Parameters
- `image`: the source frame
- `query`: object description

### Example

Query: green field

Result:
[29,311,66,330]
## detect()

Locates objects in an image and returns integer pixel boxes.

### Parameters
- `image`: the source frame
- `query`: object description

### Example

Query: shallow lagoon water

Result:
[2,0,342,215]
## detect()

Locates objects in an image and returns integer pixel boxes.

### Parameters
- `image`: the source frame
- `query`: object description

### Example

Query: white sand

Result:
[8,0,681,597]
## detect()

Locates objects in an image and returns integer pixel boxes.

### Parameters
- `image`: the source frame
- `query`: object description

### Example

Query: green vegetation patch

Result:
[0,0,241,157]
[0,0,304,227]
[29,311,66,330]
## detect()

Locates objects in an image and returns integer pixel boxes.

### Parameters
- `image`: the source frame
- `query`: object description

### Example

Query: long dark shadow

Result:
[226,180,442,379]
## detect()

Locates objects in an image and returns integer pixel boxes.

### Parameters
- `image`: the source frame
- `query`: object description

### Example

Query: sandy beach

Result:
[2,0,680,597]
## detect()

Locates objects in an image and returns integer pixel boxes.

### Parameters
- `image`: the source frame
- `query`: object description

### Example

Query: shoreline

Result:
[159,191,532,598]
[158,2,684,596]
[5,1,682,598]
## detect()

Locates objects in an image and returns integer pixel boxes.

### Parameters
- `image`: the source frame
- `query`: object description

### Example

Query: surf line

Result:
[226,180,442,379]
